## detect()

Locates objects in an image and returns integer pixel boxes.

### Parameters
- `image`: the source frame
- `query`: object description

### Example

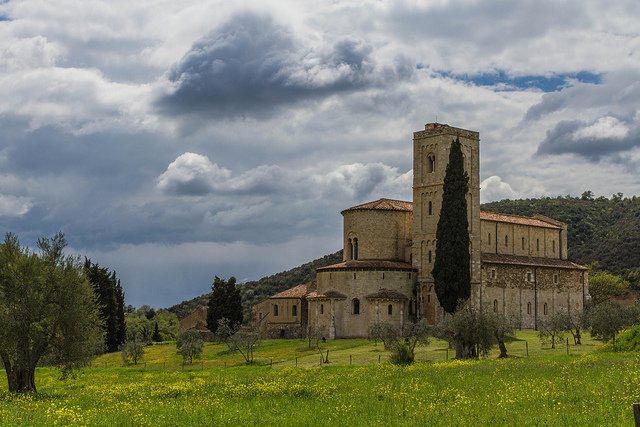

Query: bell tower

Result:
[412,123,481,323]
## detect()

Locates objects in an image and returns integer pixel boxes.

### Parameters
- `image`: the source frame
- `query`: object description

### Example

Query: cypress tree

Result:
[84,259,126,352]
[432,136,471,314]
[206,276,243,333]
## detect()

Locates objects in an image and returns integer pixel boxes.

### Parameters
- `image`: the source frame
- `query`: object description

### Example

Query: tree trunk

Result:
[454,335,475,359]
[497,339,508,358]
[6,365,37,393]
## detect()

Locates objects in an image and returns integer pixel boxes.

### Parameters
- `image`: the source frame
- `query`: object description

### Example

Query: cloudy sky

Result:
[1,0,638,308]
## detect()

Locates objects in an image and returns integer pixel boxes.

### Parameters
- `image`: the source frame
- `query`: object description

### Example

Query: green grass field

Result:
[1,332,638,426]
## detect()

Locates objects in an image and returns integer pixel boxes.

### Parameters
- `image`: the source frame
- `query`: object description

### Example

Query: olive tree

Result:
[0,233,104,392]
[176,329,204,364]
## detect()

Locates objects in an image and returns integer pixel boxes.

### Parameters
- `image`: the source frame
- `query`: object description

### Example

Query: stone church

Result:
[253,123,589,339]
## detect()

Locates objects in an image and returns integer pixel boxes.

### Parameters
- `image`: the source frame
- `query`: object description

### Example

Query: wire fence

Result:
[86,337,587,371]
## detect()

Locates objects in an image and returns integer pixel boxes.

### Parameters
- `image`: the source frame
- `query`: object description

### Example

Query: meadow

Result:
[1,332,638,426]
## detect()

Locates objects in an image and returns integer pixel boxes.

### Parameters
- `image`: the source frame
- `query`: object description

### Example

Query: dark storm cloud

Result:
[156,12,409,120]
[536,118,640,161]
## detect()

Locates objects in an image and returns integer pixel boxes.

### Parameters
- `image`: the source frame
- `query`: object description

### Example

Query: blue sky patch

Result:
[420,66,602,92]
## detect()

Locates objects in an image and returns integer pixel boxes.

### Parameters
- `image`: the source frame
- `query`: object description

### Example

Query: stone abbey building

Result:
[253,123,589,339]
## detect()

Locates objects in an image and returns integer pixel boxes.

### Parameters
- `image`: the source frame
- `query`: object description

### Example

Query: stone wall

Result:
[343,209,412,262]
[312,268,416,338]
[479,262,588,330]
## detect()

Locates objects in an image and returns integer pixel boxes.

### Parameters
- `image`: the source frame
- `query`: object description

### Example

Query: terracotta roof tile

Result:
[270,283,308,299]
[341,198,413,214]
[308,290,347,299]
[317,260,417,271]
[366,289,408,300]
[482,253,587,270]
[480,211,563,229]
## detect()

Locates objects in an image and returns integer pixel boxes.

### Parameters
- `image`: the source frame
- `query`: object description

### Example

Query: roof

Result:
[341,198,413,214]
[480,211,563,229]
[366,289,408,300]
[340,199,561,230]
[317,260,417,272]
[270,283,308,299]
[307,290,347,300]
[179,306,210,332]
[482,253,587,270]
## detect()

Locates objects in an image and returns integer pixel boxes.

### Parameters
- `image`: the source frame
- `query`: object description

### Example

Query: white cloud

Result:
[480,176,520,204]
[155,153,232,196]
[573,116,629,140]
[0,194,33,217]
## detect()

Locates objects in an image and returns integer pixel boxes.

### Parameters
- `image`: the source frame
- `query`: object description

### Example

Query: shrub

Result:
[390,341,414,365]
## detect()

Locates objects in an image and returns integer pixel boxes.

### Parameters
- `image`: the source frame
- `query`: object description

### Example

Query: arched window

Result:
[353,238,358,260]
[527,302,532,315]
[388,304,393,315]
[348,238,353,260]
[493,299,498,312]
[522,237,525,250]
[491,269,496,279]
[428,201,433,215]
[488,233,492,245]
[409,300,414,315]
[274,305,279,316]
[554,274,558,284]
[427,154,435,173]
[320,304,324,315]
[505,235,509,247]
[543,303,548,316]
[527,272,532,282]
[292,305,297,317]
[552,240,556,253]
[428,250,432,264]
[353,298,360,315]
[536,238,540,252]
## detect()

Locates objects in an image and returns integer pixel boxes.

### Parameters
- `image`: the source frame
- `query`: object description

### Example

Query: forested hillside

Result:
[168,250,343,321]
[482,192,640,288]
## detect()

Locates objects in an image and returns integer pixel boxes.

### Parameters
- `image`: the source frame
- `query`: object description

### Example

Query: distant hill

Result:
[167,250,343,321]
[481,193,640,288]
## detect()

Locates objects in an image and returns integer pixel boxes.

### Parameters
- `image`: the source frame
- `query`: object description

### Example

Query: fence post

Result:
[350,355,352,365]
[566,337,569,355]
[270,358,273,367]
[634,403,640,427]
[296,357,297,367]
[378,355,381,364]
[526,341,529,357]
[446,348,448,360]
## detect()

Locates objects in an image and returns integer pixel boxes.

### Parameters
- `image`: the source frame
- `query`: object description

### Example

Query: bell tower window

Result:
[427,154,435,173]
[353,238,358,260]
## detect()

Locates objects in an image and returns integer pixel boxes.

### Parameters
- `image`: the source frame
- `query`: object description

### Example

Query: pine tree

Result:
[432,136,471,314]
[206,276,243,333]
